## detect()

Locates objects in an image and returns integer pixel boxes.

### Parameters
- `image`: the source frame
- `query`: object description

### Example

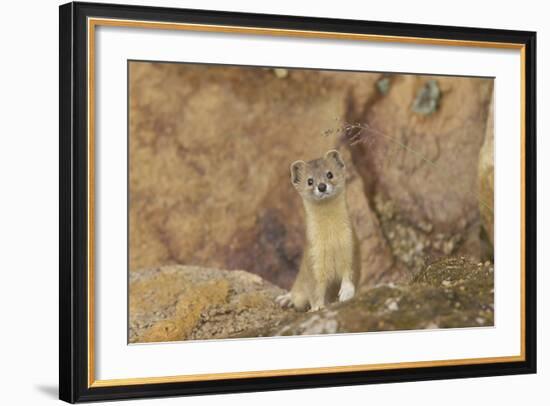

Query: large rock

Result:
[346,75,494,272]
[247,256,494,337]
[352,74,493,232]
[129,265,294,343]
[129,62,393,288]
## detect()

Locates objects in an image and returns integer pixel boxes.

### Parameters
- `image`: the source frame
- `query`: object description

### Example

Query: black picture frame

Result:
[59,1,537,403]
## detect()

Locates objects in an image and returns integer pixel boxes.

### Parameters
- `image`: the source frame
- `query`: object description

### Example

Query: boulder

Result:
[129,62,393,288]
[347,74,494,271]
[129,265,293,343]
[249,256,493,337]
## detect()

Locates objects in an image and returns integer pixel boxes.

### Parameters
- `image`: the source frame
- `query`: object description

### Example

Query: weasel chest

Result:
[307,219,353,278]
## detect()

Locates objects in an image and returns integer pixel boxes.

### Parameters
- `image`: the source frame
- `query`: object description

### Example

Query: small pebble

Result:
[385,298,399,311]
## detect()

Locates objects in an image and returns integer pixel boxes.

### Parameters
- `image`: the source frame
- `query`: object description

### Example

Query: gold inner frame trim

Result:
[87,17,527,388]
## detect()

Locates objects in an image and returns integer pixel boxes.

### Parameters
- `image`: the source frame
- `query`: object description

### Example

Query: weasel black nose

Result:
[318,183,327,192]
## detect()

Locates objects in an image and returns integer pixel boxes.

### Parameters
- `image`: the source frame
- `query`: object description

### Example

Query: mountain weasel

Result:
[276,150,360,311]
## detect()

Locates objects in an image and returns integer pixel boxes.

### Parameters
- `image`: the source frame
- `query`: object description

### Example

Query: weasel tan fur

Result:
[276,150,360,311]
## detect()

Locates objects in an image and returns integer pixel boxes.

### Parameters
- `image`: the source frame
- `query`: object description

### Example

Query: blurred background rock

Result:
[129,61,494,291]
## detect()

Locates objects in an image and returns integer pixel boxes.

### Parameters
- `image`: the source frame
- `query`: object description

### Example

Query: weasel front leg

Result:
[338,277,356,302]
[275,292,293,308]
[310,278,328,312]
[277,262,312,311]
[276,290,309,311]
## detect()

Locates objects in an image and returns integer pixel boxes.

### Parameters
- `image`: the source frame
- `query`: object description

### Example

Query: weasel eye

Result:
[307,178,314,186]
[326,171,333,179]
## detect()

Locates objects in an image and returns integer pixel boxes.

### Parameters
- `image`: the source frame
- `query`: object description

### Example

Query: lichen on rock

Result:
[376,77,391,95]
[412,79,441,115]
[373,193,465,277]
[129,265,295,343]
[130,258,494,343]
[237,256,493,338]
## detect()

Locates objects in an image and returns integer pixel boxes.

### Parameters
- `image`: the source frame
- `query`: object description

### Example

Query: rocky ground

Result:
[130,257,493,343]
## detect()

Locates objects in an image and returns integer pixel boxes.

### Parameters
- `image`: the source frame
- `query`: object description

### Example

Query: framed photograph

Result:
[59,1,536,403]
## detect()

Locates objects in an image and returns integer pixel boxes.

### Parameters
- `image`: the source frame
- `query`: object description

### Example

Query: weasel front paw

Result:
[338,279,355,302]
[276,293,293,308]
[309,304,324,312]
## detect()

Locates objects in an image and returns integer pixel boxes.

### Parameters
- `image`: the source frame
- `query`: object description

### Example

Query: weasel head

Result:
[290,150,346,203]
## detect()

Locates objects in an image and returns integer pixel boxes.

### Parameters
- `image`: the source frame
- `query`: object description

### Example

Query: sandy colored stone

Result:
[337,74,495,274]
[349,74,493,235]
[129,265,293,343]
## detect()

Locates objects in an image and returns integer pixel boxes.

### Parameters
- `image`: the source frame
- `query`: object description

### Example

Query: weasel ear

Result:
[325,149,345,169]
[290,160,306,186]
